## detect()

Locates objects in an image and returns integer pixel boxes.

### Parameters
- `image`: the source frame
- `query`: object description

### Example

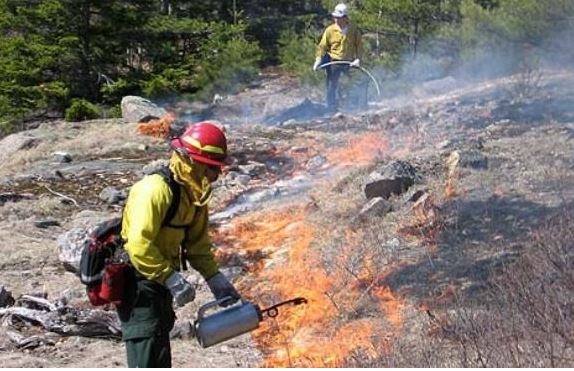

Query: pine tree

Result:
[352,0,461,61]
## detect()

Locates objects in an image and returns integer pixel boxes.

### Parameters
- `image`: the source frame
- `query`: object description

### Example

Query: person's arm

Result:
[184,206,219,279]
[316,28,330,59]
[122,176,174,284]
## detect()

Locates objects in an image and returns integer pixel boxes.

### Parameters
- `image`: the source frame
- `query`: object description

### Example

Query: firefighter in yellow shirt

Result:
[118,122,241,367]
[313,3,363,112]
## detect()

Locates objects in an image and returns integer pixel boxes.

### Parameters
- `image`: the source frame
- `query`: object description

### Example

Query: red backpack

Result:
[79,167,182,306]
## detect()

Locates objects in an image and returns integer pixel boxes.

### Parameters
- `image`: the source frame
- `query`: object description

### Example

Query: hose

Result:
[317,61,381,96]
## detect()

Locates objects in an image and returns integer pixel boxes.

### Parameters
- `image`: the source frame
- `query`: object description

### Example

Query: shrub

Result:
[142,75,176,99]
[100,78,139,104]
[103,104,122,119]
[278,26,322,86]
[64,98,100,122]
[192,23,262,100]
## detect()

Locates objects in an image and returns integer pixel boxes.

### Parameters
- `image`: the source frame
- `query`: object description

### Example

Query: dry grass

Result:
[0,120,161,177]
[362,207,574,367]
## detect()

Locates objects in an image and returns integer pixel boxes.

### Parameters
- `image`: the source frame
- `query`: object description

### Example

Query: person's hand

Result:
[312,58,322,71]
[207,272,241,307]
[350,58,360,68]
[165,271,196,307]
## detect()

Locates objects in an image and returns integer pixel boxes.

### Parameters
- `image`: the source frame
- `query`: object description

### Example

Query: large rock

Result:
[0,132,37,163]
[57,210,119,273]
[365,160,419,199]
[358,197,393,221]
[121,96,167,123]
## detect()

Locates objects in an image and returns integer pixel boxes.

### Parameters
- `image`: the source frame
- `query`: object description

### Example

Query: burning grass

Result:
[326,131,389,167]
[213,204,405,367]
[136,113,175,139]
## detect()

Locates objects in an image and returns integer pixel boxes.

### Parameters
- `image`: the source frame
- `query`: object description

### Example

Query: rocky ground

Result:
[0,68,573,367]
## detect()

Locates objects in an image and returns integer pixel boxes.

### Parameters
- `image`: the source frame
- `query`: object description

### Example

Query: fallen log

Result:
[7,330,57,349]
[0,301,121,339]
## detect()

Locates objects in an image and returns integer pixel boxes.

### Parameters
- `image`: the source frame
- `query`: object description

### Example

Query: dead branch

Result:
[43,185,79,207]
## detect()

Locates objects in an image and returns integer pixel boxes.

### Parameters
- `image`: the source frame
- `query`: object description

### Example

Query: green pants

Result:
[117,269,176,368]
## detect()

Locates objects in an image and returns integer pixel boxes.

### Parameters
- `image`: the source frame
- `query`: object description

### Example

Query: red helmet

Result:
[171,121,227,166]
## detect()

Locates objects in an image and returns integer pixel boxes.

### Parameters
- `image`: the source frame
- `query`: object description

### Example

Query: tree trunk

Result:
[161,0,172,15]
[79,0,94,99]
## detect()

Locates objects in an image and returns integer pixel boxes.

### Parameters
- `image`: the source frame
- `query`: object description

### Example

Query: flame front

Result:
[327,131,390,166]
[136,113,175,138]
[214,206,404,367]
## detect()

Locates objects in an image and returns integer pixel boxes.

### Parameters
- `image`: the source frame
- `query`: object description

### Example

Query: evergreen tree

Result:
[351,0,461,61]
[0,0,68,126]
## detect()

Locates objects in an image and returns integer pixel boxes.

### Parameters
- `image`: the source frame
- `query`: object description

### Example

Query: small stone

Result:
[235,174,251,186]
[238,162,267,177]
[53,151,72,163]
[99,187,126,204]
[0,286,15,307]
[34,220,61,229]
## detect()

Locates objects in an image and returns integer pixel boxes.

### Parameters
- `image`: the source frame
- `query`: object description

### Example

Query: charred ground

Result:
[0,69,573,367]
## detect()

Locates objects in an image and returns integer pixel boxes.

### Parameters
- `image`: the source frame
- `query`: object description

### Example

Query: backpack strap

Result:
[150,166,204,272]
[150,167,184,229]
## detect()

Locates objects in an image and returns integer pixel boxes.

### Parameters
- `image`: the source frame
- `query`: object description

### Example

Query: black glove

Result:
[206,272,240,307]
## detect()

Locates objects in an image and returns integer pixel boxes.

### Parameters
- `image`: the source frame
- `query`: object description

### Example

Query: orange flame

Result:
[326,131,389,166]
[445,177,457,199]
[213,205,405,367]
[445,151,460,199]
[136,113,175,138]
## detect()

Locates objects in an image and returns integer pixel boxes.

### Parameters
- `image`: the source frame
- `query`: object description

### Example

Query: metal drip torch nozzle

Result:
[194,296,308,348]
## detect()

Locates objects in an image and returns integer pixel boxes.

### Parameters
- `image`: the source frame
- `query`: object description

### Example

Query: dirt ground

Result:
[0,69,573,367]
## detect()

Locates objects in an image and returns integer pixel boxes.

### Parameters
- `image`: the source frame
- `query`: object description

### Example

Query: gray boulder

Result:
[57,227,90,273]
[358,197,392,221]
[365,160,419,199]
[238,161,267,177]
[0,132,37,163]
[121,96,167,123]
[57,210,119,273]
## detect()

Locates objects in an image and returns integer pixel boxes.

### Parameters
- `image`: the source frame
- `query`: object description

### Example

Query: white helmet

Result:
[332,3,348,18]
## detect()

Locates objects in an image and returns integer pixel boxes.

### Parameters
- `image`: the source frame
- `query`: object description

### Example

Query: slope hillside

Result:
[0,69,573,367]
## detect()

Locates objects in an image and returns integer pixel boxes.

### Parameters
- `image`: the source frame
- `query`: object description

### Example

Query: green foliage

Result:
[1,0,573,128]
[40,81,69,112]
[192,23,262,100]
[142,75,177,99]
[278,24,322,86]
[64,99,100,122]
[100,79,138,105]
[105,104,123,119]
[440,0,574,77]
[351,0,461,61]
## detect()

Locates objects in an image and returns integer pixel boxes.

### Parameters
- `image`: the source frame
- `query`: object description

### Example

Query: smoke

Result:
[372,5,574,100]
[159,2,574,127]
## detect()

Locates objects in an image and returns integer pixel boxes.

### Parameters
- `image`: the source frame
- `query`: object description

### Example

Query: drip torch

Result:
[194,296,308,348]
